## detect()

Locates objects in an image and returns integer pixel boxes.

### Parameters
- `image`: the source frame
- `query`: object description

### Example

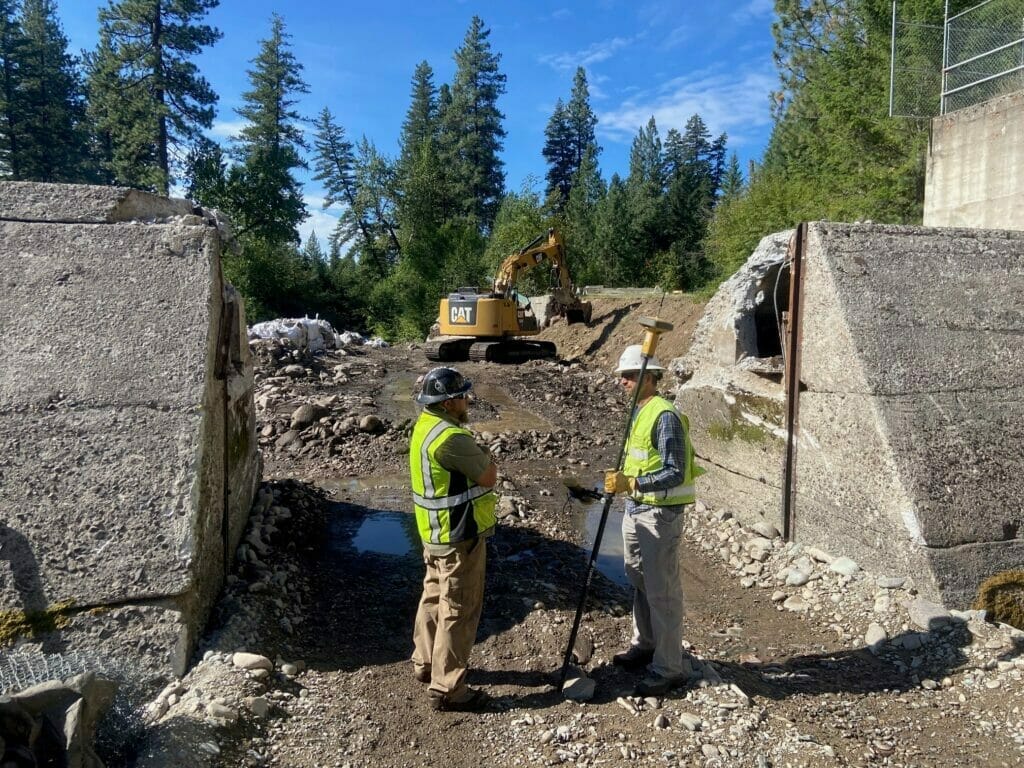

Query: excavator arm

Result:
[492,229,578,306]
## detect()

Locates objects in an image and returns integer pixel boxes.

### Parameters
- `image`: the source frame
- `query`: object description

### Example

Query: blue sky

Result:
[59,0,779,245]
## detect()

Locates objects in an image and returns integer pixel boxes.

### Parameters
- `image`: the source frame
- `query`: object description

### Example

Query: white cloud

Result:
[209,120,247,139]
[299,195,341,248]
[539,35,638,70]
[731,0,774,23]
[550,7,571,19]
[596,66,776,146]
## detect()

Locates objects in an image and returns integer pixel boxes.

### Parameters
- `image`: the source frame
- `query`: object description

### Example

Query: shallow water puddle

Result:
[575,501,629,588]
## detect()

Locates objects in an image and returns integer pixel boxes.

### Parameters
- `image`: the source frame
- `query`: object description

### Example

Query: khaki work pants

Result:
[411,537,486,700]
[622,505,686,679]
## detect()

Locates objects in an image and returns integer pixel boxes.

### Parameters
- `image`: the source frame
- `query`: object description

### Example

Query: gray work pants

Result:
[622,504,686,679]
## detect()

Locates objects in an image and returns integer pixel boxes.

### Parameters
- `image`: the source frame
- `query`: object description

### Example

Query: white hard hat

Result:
[615,344,664,374]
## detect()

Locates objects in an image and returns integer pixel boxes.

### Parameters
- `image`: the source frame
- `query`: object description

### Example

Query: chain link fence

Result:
[890,0,1024,117]
[944,0,1024,112]
[0,648,150,763]
[890,7,945,117]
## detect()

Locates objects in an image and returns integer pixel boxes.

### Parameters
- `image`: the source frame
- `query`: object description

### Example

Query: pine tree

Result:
[543,67,599,210]
[95,0,221,194]
[230,13,308,245]
[300,232,325,266]
[562,143,606,284]
[183,135,226,206]
[541,98,572,203]
[625,116,665,262]
[312,107,367,253]
[85,29,158,188]
[0,0,26,177]
[15,0,90,181]
[720,151,744,200]
[441,15,507,229]
[565,67,598,174]
[398,60,437,174]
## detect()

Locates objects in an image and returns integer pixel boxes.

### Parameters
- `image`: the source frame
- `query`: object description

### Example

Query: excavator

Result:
[424,228,593,364]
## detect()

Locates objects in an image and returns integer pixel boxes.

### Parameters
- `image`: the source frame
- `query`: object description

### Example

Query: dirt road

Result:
[140,295,1024,768]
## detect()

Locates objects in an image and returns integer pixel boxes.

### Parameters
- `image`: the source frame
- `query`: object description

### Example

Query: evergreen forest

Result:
[0,1,949,339]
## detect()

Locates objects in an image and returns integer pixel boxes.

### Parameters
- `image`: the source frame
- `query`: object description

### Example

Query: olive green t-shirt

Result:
[421,406,495,555]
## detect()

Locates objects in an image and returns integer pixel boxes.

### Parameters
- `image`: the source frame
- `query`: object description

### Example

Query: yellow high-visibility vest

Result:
[622,396,704,506]
[409,410,496,544]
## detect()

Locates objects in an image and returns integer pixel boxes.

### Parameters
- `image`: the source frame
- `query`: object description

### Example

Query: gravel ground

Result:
[135,298,1024,767]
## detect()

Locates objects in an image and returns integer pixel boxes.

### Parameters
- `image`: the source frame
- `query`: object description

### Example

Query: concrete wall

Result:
[924,91,1024,230]
[0,182,259,680]
[673,223,1024,608]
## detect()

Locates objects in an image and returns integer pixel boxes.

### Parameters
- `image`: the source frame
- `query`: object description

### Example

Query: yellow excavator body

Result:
[425,228,591,364]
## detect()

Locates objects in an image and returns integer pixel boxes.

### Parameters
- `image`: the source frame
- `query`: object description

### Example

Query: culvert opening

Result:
[736,261,790,377]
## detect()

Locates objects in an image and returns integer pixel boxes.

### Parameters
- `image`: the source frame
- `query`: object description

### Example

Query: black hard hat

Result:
[416,367,472,405]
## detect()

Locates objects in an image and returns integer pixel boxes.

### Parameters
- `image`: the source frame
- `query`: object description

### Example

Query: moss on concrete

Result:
[973,570,1024,630]
[708,419,774,444]
[0,600,75,644]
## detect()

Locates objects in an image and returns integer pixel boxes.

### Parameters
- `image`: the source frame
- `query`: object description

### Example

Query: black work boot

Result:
[612,646,654,671]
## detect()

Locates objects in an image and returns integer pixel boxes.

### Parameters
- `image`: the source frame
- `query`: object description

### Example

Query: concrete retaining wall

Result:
[0,182,259,680]
[673,223,1024,607]
[924,91,1024,230]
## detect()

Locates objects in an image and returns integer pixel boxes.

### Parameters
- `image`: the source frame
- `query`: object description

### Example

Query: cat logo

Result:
[450,304,475,324]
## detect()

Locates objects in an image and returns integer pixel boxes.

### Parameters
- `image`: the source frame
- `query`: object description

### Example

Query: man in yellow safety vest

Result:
[410,366,498,712]
[604,344,704,696]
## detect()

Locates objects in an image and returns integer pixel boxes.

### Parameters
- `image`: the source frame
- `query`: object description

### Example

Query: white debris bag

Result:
[247,317,388,351]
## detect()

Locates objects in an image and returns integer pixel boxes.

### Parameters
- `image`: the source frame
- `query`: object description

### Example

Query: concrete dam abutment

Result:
[675,222,1024,608]
[0,181,260,681]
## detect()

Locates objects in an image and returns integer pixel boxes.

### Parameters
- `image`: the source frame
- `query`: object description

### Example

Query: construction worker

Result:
[409,366,498,712]
[604,344,703,696]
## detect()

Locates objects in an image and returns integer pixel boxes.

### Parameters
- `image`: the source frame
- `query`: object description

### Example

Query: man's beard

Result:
[457,409,469,424]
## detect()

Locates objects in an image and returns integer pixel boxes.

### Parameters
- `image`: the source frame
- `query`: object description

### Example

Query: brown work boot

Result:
[413,665,431,684]
[429,687,490,713]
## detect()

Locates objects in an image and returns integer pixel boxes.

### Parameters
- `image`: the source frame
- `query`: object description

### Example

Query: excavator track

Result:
[424,337,474,362]
[468,340,557,364]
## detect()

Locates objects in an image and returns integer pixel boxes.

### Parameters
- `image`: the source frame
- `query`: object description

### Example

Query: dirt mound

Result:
[537,292,705,371]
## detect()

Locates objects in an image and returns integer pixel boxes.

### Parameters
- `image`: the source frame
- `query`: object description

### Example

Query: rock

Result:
[232,652,274,672]
[653,713,670,729]
[803,546,832,563]
[359,414,383,433]
[678,713,702,731]
[207,702,238,722]
[281,364,306,378]
[771,590,787,603]
[245,696,271,718]
[828,556,860,576]
[909,599,954,631]
[783,595,809,613]
[497,497,517,519]
[539,729,554,744]
[562,675,596,701]
[572,632,595,665]
[785,570,809,587]
[751,520,779,539]
[877,576,906,589]
[865,623,888,650]
[275,430,300,449]
[290,403,327,430]
[280,663,298,676]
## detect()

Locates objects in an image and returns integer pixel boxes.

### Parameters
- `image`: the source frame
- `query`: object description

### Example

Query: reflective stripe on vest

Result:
[409,410,496,544]
[622,396,703,506]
